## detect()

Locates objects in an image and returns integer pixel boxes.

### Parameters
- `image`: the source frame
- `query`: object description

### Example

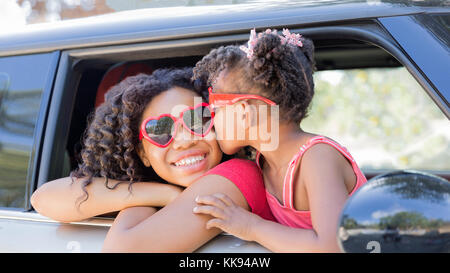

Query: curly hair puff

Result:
[193,29,315,124]
[71,67,208,205]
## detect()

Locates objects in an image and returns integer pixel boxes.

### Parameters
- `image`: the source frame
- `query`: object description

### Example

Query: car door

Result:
[0,51,92,252]
[0,50,268,253]
[3,7,448,253]
[379,13,449,119]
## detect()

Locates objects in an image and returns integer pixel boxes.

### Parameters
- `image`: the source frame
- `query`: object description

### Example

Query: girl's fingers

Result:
[195,195,227,209]
[212,193,235,207]
[206,218,226,230]
[193,205,226,219]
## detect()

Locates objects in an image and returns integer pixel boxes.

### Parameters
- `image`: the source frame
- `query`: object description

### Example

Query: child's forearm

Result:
[31,176,182,222]
[251,218,341,253]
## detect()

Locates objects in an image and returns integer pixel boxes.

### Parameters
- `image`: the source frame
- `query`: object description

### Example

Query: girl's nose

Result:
[171,123,198,150]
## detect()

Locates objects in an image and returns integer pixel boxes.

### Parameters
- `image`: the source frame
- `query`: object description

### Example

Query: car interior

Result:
[63,38,402,186]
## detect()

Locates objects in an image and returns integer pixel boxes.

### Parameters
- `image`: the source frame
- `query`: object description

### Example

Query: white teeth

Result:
[174,155,206,167]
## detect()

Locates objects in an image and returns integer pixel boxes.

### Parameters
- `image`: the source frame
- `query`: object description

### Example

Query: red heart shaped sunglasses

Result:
[139,88,276,148]
[139,102,214,148]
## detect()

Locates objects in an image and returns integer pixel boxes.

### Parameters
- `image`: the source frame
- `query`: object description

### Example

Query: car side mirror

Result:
[337,170,450,253]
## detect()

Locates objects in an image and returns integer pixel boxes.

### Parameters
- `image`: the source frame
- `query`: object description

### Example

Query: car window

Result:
[302,67,449,173]
[0,53,54,208]
[421,14,449,49]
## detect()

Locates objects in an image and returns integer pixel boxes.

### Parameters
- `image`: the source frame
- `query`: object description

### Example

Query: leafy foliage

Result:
[302,67,450,171]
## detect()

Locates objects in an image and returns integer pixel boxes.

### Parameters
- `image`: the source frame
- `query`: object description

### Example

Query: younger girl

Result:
[192,29,367,252]
[31,68,274,252]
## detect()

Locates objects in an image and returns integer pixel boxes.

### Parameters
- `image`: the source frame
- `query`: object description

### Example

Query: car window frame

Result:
[0,51,59,211]
[0,15,447,253]
[379,14,450,119]
[25,51,60,211]
[36,18,449,215]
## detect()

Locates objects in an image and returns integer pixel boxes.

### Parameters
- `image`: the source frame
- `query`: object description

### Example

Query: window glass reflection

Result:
[339,171,450,253]
[0,53,53,208]
[303,67,450,172]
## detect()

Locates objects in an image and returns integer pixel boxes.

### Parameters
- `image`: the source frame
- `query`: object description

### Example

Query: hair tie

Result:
[239,28,258,58]
[240,28,303,59]
[279,28,303,47]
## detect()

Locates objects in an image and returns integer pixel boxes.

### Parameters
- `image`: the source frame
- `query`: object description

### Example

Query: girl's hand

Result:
[193,193,261,242]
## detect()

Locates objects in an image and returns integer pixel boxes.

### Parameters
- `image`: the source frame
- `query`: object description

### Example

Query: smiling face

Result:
[137,86,222,187]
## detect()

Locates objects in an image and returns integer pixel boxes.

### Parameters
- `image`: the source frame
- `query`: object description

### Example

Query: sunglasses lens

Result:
[145,116,174,146]
[183,106,212,135]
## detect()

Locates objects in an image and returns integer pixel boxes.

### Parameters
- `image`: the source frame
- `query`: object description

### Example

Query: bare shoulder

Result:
[288,142,352,211]
[302,143,346,167]
[183,174,249,210]
[299,143,349,186]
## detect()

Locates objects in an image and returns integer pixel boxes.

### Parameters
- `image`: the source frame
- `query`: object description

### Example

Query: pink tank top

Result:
[256,136,367,229]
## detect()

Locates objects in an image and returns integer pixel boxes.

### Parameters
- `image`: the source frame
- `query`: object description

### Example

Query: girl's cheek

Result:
[153,162,180,185]
[146,148,176,182]
[206,138,223,167]
[212,110,244,155]
[216,107,245,141]
[212,110,226,140]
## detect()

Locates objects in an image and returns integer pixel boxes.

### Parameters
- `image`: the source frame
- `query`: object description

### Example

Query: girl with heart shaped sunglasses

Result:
[31,68,274,252]
[192,28,367,252]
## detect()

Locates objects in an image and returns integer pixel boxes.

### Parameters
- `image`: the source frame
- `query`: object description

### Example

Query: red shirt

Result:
[203,158,275,222]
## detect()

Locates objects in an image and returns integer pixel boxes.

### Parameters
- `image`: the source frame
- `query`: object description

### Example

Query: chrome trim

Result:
[0,3,425,57]
[0,210,113,227]
[338,170,450,253]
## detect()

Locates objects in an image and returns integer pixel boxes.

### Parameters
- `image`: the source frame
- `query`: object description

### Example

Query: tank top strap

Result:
[282,136,323,209]
[255,151,262,170]
[283,136,357,209]
[310,136,356,164]
[255,147,304,207]
[256,136,357,209]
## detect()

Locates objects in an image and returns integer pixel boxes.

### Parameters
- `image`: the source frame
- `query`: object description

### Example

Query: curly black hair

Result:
[71,67,208,205]
[193,29,315,124]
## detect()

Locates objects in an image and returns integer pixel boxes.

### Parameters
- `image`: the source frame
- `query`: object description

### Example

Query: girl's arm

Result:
[194,144,351,252]
[30,176,183,222]
[101,174,249,253]
[112,206,159,230]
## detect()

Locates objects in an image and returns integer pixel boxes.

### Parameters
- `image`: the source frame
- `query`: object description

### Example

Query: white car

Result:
[0,0,448,252]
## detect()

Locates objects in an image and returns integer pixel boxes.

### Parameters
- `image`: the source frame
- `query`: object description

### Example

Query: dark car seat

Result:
[62,62,154,177]
[95,62,153,108]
